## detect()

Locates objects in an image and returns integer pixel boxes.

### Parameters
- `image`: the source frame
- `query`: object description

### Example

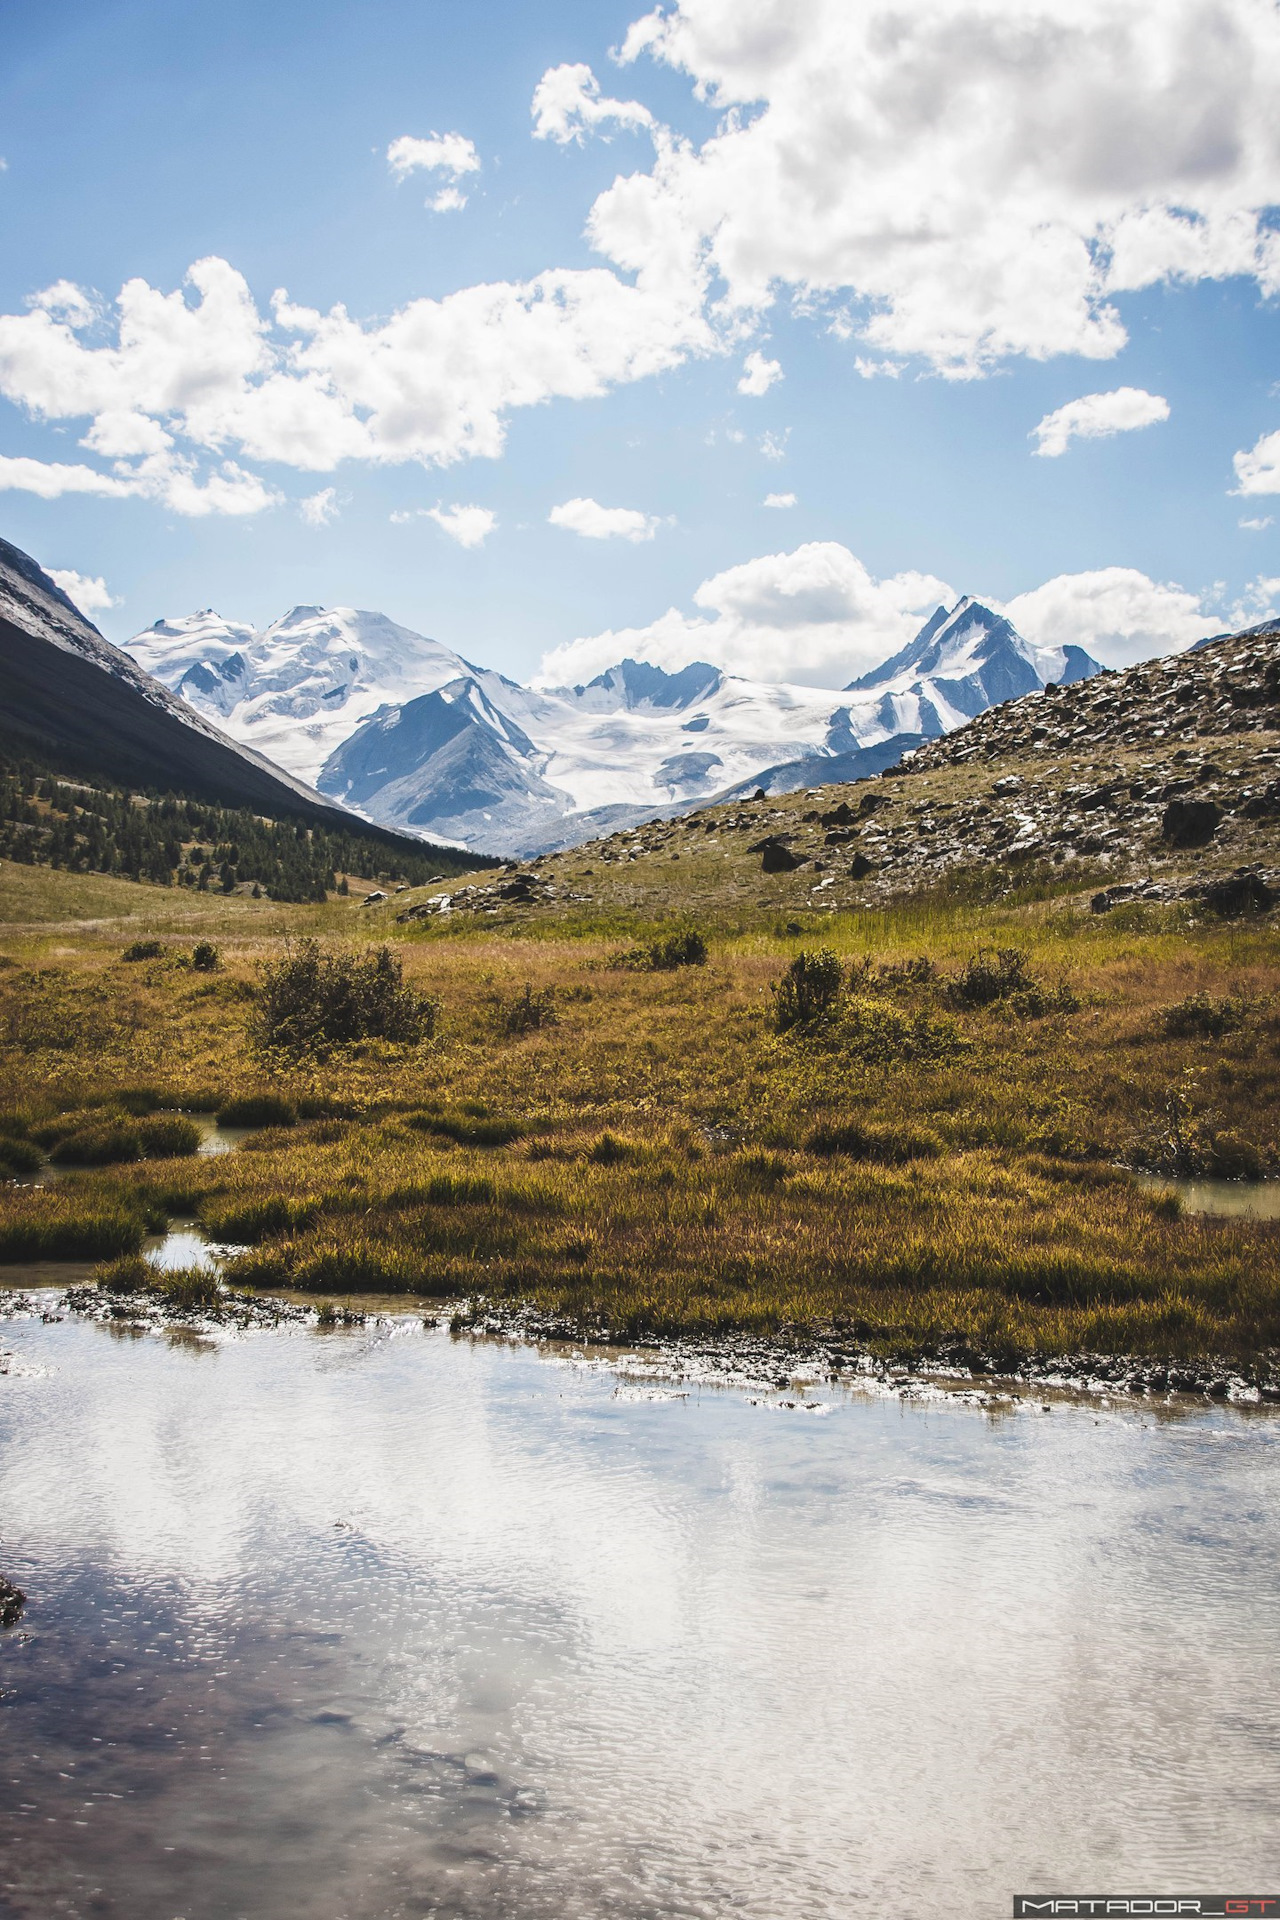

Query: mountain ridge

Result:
[123,594,1099,855]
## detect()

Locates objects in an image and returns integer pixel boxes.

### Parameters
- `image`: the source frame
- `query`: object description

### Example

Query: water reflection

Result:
[1131,1170,1280,1218]
[0,1313,1278,1918]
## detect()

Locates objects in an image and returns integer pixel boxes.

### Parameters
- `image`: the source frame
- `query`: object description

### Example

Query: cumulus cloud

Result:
[763,491,796,508]
[531,64,655,144]
[600,0,1280,375]
[299,486,338,526]
[0,256,710,510]
[1032,387,1170,457]
[539,541,955,686]
[737,350,782,396]
[425,503,496,548]
[1233,428,1280,495]
[47,568,118,615]
[548,496,659,541]
[540,543,1247,687]
[1002,566,1220,665]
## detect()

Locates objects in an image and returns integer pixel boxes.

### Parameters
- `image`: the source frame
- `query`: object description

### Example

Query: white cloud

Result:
[1233,428,1280,495]
[0,454,135,500]
[548,496,659,541]
[540,541,1255,687]
[387,132,480,181]
[1002,566,1219,666]
[1032,387,1170,457]
[760,430,788,461]
[599,0,1280,376]
[1240,514,1274,530]
[539,541,954,686]
[763,491,796,508]
[426,503,496,548]
[531,64,655,144]
[387,133,481,213]
[47,568,118,615]
[299,486,338,526]
[737,350,782,396]
[0,256,711,506]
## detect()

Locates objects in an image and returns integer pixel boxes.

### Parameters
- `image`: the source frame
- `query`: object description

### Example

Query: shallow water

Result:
[1,1312,1279,1919]
[1131,1170,1280,1218]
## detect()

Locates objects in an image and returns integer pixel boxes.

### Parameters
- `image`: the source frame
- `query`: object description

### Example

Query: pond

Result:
[0,1307,1278,1918]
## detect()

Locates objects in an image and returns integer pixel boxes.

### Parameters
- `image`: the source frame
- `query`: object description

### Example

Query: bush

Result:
[947,948,1078,1017]
[217,1092,297,1130]
[840,997,968,1065]
[255,941,438,1055]
[94,1253,151,1293]
[157,1266,223,1309]
[121,940,164,962]
[1162,992,1249,1039]
[611,927,709,971]
[771,947,844,1031]
[191,942,219,972]
[647,928,708,970]
[497,983,558,1035]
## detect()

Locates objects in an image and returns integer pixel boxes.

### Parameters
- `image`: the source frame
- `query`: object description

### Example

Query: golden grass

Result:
[0,856,1277,1361]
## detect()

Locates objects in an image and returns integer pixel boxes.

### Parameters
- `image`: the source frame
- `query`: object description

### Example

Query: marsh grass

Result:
[1,858,1278,1360]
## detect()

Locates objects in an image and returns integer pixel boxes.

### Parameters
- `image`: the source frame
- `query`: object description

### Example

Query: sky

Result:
[1,0,1279,690]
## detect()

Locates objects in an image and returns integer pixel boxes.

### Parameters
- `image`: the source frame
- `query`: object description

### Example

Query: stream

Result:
[0,1306,1278,1918]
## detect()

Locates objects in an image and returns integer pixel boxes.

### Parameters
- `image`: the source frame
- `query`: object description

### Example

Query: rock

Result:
[1090,891,1113,913]
[0,1576,25,1628]
[361,889,388,905]
[993,775,1023,795]
[1162,798,1222,847]
[761,841,804,873]
[848,852,876,879]
[1202,872,1275,917]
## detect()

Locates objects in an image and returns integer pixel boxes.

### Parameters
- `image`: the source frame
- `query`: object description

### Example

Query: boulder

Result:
[1161,798,1222,848]
[1202,872,1275,917]
[761,841,804,873]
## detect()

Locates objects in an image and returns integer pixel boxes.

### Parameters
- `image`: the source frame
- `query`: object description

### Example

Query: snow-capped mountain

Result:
[123,597,1100,855]
[125,605,479,783]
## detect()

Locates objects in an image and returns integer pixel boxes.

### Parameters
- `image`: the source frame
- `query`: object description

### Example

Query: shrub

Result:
[217,1092,297,1130]
[611,927,709,971]
[771,948,844,1031]
[1162,992,1249,1039]
[255,940,438,1055]
[121,939,163,962]
[839,997,968,1065]
[191,942,219,972]
[806,1120,944,1163]
[947,948,1078,1017]
[497,983,558,1035]
[647,928,708,970]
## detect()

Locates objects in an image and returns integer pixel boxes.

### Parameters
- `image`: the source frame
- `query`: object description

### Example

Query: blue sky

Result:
[1,0,1278,687]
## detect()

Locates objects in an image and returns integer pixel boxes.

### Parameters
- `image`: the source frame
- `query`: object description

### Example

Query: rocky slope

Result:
[384,621,1279,926]
[124,597,1096,855]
